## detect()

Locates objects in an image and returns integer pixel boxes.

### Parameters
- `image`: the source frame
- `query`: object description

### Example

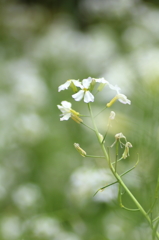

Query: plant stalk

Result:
[88,103,159,240]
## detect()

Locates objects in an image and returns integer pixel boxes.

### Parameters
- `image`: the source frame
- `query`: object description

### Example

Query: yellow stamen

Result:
[71,109,80,116]
[70,109,83,123]
[71,115,83,124]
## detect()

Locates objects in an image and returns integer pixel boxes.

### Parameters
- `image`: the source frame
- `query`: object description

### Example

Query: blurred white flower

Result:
[9,58,48,107]
[14,113,47,143]
[72,77,94,103]
[0,166,15,195]
[29,215,81,240]
[12,183,42,210]
[103,212,127,240]
[1,216,22,240]
[132,223,151,239]
[32,216,60,238]
[69,166,117,204]
[54,232,81,240]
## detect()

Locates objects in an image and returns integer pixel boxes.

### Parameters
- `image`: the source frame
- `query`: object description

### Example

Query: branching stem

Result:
[88,102,159,240]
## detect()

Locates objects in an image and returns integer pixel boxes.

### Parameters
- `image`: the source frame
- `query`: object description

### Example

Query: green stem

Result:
[86,155,105,158]
[148,170,159,215]
[94,106,107,118]
[81,122,95,132]
[88,103,159,240]
[112,157,123,165]
[102,124,110,143]
[118,183,139,211]
[153,216,159,223]
[115,141,119,172]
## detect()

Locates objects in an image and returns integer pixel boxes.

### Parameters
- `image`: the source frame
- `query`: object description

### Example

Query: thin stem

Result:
[81,122,95,132]
[86,155,105,158]
[94,164,139,197]
[94,106,107,118]
[115,141,119,172]
[80,115,90,117]
[87,103,103,144]
[153,216,159,223]
[94,180,118,196]
[148,170,159,215]
[102,124,110,143]
[111,157,123,165]
[118,184,139,211]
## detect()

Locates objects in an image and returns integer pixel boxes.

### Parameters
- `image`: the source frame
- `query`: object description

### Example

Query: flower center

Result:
[83,88,88,92]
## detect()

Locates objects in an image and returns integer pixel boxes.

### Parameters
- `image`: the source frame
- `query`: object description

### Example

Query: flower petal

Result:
[60,113,71,121]
[58,81,71,92]
[94,78,109,84]
[61,101,72,109]
[84,91,94,103]
[117,94,131,105]
[72,90,84,101]
[58,80,82,92]
[72,80,82,88]
[109,84,121,92]
[82,77,92,89]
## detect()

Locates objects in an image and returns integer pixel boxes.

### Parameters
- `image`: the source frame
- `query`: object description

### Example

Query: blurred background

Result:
[0,0,159,239]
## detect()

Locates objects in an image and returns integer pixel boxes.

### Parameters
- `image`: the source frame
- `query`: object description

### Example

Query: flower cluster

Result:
[57,77,131,122]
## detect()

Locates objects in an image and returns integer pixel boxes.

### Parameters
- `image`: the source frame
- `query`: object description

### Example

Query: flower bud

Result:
[98,133,105,143]
[109,111,115,120]
[107,96,118,107]
[74,143,86,157]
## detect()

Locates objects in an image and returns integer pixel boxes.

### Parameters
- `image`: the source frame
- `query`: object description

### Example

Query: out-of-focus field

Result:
[0,1,159,239]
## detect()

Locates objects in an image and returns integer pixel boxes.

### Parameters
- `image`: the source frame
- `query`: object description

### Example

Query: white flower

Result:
[57,101,72,121]
[57,101,82,123]
[107,84,131,107]
[72,77,95,103]
[112,85,131,105]
[117,94,131,105]
[58,79,82,92]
